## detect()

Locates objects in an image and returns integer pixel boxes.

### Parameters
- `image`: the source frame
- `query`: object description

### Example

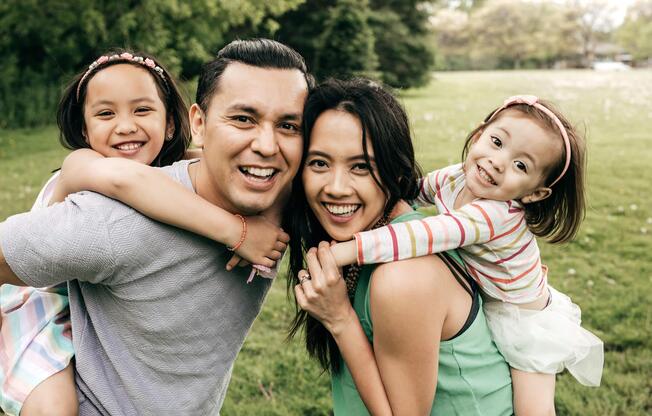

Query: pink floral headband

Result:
[485,94,572,187]
[76,52,167,101]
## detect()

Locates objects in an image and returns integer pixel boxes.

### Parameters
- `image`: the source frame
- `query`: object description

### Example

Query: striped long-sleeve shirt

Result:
[354,163,547,303]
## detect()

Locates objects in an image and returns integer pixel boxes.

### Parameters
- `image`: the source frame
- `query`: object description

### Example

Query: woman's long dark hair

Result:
[283,78,422,373]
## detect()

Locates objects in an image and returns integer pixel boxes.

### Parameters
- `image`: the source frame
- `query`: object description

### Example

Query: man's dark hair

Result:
[196,38,315,112]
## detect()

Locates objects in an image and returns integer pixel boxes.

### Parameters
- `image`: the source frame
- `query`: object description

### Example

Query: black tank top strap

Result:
[438,251,480,341]
[438,251,477,297]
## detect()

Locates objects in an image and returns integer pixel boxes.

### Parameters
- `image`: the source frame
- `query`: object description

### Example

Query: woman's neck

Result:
[388,200,412,221]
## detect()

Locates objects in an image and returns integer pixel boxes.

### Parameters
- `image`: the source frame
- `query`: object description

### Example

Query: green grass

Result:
[1,70,650,415]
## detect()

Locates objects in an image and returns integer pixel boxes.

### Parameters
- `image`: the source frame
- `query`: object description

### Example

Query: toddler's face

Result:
[83,64,168,165]
[463,110,561,203]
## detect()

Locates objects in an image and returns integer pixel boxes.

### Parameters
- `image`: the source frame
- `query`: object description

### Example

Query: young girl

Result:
[325,95,603,414]
[0,50,286,416]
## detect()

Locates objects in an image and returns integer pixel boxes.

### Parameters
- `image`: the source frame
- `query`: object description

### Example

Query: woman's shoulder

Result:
[369,255,457,304]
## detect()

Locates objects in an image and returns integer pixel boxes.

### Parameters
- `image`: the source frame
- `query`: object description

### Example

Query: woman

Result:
[284,78,513,415]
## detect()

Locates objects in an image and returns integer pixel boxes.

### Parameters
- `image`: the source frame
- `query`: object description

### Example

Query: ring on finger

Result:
[299,271,311,284]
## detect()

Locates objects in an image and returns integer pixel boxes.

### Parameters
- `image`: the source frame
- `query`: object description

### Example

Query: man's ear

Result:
[189,103,205,148]
[521,187,552,204]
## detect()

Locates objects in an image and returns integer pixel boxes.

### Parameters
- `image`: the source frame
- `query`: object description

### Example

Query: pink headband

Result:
[485,94,571,187]
[76,52,167,101]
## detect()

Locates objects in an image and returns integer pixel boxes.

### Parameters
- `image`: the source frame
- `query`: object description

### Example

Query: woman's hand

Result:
[294,241,357,336]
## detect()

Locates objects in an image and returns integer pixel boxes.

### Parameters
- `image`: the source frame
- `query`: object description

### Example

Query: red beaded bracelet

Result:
[228,214,247,251]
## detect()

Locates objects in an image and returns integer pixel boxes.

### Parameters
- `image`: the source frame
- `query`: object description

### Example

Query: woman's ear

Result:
[521,187,552,204]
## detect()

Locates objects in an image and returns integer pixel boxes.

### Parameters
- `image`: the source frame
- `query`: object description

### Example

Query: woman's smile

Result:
[302,109,386,241]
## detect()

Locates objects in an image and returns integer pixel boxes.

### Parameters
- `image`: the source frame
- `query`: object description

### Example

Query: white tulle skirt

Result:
[483,286,604,386]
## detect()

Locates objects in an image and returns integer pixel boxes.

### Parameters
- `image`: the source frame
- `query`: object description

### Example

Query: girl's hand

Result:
[294,241,357,336]
[230,215,289,269]
[329,239,357,267]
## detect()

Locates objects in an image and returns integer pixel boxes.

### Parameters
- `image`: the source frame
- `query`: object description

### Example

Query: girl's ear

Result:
[165,117,175,141]
[521,187,552,204]
[471,129,483,144]
[189,103,205,148]
[82,126,89,144]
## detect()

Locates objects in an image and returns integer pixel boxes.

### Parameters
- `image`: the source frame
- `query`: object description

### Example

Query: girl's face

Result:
[463,110,561,203]
[83,64,169,164]
[302,109,386,242]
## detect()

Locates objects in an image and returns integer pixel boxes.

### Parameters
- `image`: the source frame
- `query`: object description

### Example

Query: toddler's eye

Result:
[97,110,113,117]
[135,107,152,114]
[515,161,527,172]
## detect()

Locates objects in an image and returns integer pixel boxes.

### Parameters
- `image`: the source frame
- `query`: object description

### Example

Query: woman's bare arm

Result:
[296,243,393,415]
[369,256,454,414]
[50,149,287,267]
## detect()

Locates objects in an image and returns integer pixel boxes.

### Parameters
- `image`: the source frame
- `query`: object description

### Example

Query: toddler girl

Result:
[0,50,285,416]
[332,95,603,415]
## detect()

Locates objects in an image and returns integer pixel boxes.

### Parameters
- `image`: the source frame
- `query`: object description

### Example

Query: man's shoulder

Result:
[67,160,193,218]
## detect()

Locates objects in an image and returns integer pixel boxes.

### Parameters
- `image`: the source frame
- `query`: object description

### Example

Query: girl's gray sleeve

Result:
[0,193,117,287]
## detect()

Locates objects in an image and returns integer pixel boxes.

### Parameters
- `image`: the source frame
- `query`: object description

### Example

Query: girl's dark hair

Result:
[57,48,190,167]
[283,78,422,373]
[461,101,586,243]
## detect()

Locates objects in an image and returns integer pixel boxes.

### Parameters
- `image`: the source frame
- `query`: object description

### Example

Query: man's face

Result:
[191,62,308,215]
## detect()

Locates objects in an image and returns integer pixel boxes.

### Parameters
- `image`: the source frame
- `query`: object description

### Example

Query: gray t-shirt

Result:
[0,160,272,415]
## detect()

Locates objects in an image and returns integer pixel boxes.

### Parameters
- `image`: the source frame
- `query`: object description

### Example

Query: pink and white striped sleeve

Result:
[354,199,515,265]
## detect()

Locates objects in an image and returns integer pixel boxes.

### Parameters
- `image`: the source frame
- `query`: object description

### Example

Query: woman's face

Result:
[302,109,386,241]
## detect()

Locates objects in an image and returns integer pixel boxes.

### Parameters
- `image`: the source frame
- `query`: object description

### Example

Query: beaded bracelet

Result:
[228,214,247,251]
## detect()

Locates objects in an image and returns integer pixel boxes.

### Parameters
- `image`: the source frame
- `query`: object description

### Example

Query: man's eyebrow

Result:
[225,105,302,121]
[279,113,302,121]
[226,104,260,117]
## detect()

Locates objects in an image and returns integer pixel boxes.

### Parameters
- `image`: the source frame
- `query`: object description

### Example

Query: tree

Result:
[271,0,434,88]
[617,0,652,63]
[0,0,302,127]
[314,0,378,80]
[567,0,620,67]
[368,1,434,88]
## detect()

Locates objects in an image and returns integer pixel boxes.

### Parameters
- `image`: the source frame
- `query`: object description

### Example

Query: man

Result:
[0,39,313,415]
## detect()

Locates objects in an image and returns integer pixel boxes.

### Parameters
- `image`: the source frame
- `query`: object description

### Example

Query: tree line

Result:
[0,0,432,128]
[431,0,652,70]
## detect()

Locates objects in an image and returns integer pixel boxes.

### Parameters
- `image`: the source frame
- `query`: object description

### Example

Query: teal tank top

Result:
[331,211,513,415]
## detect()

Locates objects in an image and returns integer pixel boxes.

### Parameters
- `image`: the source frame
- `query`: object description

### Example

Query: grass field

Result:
[1,70,650,415]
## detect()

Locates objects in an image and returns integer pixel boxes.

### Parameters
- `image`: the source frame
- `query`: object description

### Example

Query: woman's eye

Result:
[308,159,327,169]
[352,163,370,172]
[491,136,502,147]
[515,161,527,172]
